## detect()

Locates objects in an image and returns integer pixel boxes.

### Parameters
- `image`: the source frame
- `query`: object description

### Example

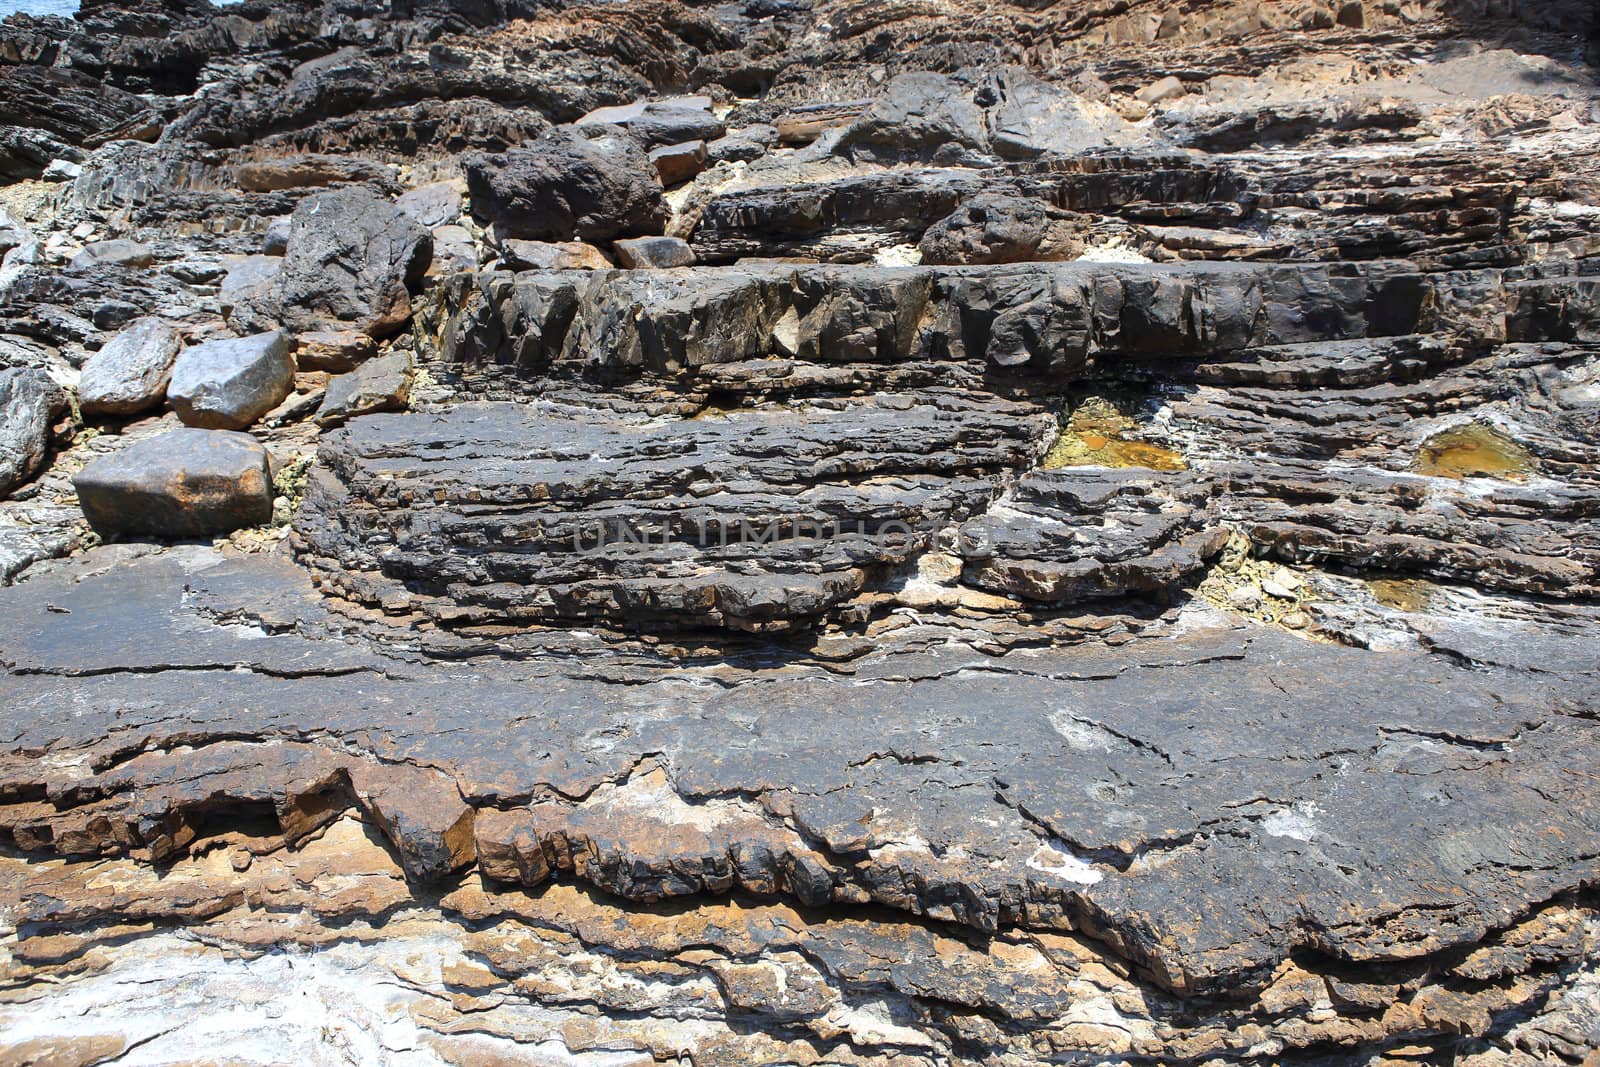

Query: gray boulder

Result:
[576,96,725,146]
[919,194,1049,265]
[614,236,696,269]
[168,330,296,430]
[79,318,185,417]
[73,428,274,537]
[69,238,155,271]
[276,188,433,339]
[0,367,65,497]
[465,127,667,244]
[316,350,412,427]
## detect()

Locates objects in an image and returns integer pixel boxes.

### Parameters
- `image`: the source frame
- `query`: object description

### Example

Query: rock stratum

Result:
[1,0,1599,1063]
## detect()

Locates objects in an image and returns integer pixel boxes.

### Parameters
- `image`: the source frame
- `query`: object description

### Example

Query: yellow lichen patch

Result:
[1041,397,1186,471]
[1368,577,1437,614]
[1413,423,1535,481]
[1196,531,1327,637]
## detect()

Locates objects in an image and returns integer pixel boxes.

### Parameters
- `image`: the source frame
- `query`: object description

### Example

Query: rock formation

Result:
[0,0,1598,1062]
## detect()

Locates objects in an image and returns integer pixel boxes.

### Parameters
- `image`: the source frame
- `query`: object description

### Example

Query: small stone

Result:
[1261,578,1298,600]
[500,239,612,271]
[1270,566,1305,592]
[706,135,766,165]
[0,367,65,497]
[614,235,697,270]
[78,317,185,416]
[69,238,155,271]
[262,217,292,256]
[648,140,707,186]
[1282,611,1311,630]
[231,849,253,872]
[1228,586,1262,610]
[73,428,274,537]
[295,328,376,373]
[91,299,142,331]
[168,329,296,431]
[1136,76,1186,105]
[317,350,412,427]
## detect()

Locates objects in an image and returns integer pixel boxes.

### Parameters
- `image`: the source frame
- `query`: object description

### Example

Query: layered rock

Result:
[1,0,1598,1060]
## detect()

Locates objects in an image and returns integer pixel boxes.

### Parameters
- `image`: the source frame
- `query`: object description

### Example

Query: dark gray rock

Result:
[705,134,767,165]
[295,394,1054,631]
[576,97,725,146]
[72,429,274,537]
[0,367,64,497]
[316,350,412,427]
[274,187,434,339]
[78,317,184,416]
[918,194,1049,265]
[613,235,696,269]
[262,217,292,256]
[168,329,296,431]
[465,127,667,244]
[499,239,611,271]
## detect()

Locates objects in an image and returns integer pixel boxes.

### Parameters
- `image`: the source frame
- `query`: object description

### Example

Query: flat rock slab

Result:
[71,429,274,537]
[0,548,1596,998]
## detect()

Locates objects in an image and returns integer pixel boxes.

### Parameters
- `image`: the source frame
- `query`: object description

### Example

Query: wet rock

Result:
[316,350,412,427]
[465,127,667,244]
[78,317,184,416]
[167,329,295,431]
[613,235,696,269]
[274,187,433,339]
[72,429,273,537]
[0,368,64,497]
[69,239,155,271]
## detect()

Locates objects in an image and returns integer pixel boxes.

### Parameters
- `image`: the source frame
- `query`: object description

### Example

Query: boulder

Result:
[168,330,296,430]
[839,72,990,161]
[1137,76,1187,105]
[648,140,707,186]
[919,194,1049,265]
[69,239,155,271]
[614,236,697,269]
[276,187,434,338]
[0,367,65,497]
[706,134,767,165]
[397,181,464,228]
[73,429,274,537]
[576,96,725,146]
[78,317,184,416]
[294,329,376,373]
[465,127,667,244]
[316,350,412,427]
[501,239,612,271]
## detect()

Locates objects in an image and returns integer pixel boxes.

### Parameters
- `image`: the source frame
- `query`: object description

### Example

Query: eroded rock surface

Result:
[1,0,1598,1061]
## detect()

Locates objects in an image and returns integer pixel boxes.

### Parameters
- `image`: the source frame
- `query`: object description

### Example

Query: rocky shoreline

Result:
[1,0,1599,1063]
